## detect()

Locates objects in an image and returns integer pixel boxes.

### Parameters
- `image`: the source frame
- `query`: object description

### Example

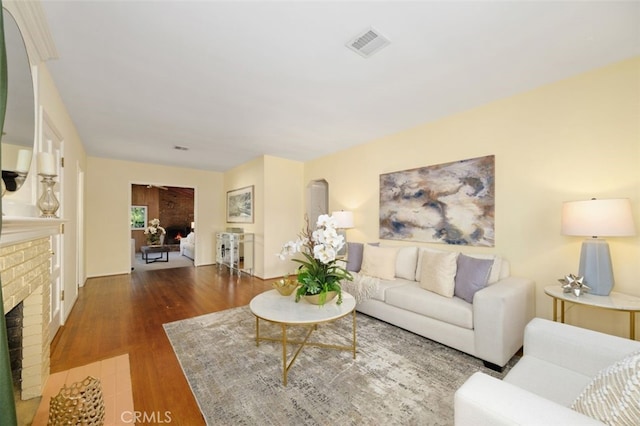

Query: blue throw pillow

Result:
[454,254,494,303]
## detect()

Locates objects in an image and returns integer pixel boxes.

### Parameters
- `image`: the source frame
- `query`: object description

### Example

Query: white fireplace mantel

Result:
[1,216,64,247]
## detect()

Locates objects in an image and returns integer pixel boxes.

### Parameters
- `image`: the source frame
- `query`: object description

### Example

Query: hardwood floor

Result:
[50,265,274,425]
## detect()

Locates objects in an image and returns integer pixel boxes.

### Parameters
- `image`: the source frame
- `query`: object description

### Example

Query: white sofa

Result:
[455,318,640,425]
[180,232,195,260]
[348,244,535,369]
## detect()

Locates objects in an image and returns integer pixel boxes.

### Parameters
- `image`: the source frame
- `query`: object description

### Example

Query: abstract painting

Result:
[227,185,254,223]
[380,155,495,246]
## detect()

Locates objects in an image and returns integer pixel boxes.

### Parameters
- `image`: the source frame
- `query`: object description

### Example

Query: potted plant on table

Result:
[144,218,166,246]
[278,214,353,305]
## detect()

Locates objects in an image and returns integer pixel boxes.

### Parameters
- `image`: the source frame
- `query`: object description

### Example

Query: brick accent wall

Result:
[1,238,51,399]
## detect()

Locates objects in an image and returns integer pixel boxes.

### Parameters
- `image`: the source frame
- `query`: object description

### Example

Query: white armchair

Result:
[455,318,640,425]
[180,232,195,260]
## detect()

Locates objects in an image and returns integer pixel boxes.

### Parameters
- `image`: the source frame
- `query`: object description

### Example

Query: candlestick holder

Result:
[38,173,60,218]
[14,171,27,190]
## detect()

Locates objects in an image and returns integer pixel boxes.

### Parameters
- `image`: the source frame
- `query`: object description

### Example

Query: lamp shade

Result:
[331,211,354,229]
[561,198,636,237]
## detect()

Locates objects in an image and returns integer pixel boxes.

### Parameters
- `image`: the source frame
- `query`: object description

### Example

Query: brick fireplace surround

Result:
[1,219,59,400]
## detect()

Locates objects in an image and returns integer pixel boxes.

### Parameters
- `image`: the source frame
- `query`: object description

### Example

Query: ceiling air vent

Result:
[346,27,390,58]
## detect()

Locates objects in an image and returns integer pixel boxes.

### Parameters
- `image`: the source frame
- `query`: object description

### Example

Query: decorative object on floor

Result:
[164,305,516,425]
[562,198,636,296]
[558,273,590,297]
[278,214,353,305]
[272,275,298,296]
[48,376,105,425]
[227,185,254,223]
[379,155,495,246]
[130,205,147,230]
[144,218,166,246]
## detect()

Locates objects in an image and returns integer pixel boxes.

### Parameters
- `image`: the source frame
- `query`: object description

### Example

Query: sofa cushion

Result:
[395,246,419,280]
[370,278,410,302]
[454,254,493,303]
[419,250,458,298]
[504,355,593,407]
[360,245,398,280]
[571,350,640,425]
[385,282,473,329]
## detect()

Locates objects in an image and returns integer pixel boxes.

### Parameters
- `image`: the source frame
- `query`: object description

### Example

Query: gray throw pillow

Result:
[454,254,493,303]
[346,242,364,272]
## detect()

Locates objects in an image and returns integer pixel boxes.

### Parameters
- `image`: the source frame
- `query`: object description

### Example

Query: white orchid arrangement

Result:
[278,214,353,305]
[144,218,166,244]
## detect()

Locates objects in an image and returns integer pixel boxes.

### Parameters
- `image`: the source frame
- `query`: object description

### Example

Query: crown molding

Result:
[3,0,58,64]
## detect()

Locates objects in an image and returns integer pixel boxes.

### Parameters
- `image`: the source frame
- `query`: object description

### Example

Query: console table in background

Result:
[544,285,640,340]
[216,232,254,277]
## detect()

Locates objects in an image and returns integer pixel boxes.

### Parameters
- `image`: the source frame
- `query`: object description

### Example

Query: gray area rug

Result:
[164,305,518,425]
[133,251,193,272]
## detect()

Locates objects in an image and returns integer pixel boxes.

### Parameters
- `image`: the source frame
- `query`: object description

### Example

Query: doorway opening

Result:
[130,184,195,271]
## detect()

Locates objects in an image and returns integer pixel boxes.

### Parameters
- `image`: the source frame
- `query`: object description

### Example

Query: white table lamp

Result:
[561,198,636,295]
[332,211,354,229]
[332,211,354,257]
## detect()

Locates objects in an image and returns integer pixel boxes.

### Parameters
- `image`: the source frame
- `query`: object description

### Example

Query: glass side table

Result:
[544,285,640,340]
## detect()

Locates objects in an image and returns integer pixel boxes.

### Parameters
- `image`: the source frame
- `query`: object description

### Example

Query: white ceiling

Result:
[40,1,640,172]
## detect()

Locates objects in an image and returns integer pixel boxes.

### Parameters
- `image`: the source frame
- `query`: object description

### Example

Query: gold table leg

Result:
[282,324,287,386]
[552,297,557,321]
[560,300,565,323]
[630,311,636,340]
[254,309,358,386]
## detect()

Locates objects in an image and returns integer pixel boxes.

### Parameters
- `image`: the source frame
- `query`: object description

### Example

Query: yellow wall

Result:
[263,155,304,279]
[305,57,640,338]
[223,157,264,275]
[223,155,304,279]
[85,157,223,277]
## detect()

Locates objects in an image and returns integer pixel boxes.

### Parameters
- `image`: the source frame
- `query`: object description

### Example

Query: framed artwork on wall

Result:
[227,185,254,223]
[379,155,495,247]
[131,205,148,230]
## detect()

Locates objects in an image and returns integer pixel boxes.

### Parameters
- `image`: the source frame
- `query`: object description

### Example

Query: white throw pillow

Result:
[418,251,459,297]
[360,245,398,280]
[415,247,449,280]
[395,246,419,280]
[571,350,640,425]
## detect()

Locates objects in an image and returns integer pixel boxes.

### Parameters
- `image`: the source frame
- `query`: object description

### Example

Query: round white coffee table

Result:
[249,289,356,385]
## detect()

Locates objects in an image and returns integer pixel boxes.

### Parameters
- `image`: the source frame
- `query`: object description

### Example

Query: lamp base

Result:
[578,239,614,296]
